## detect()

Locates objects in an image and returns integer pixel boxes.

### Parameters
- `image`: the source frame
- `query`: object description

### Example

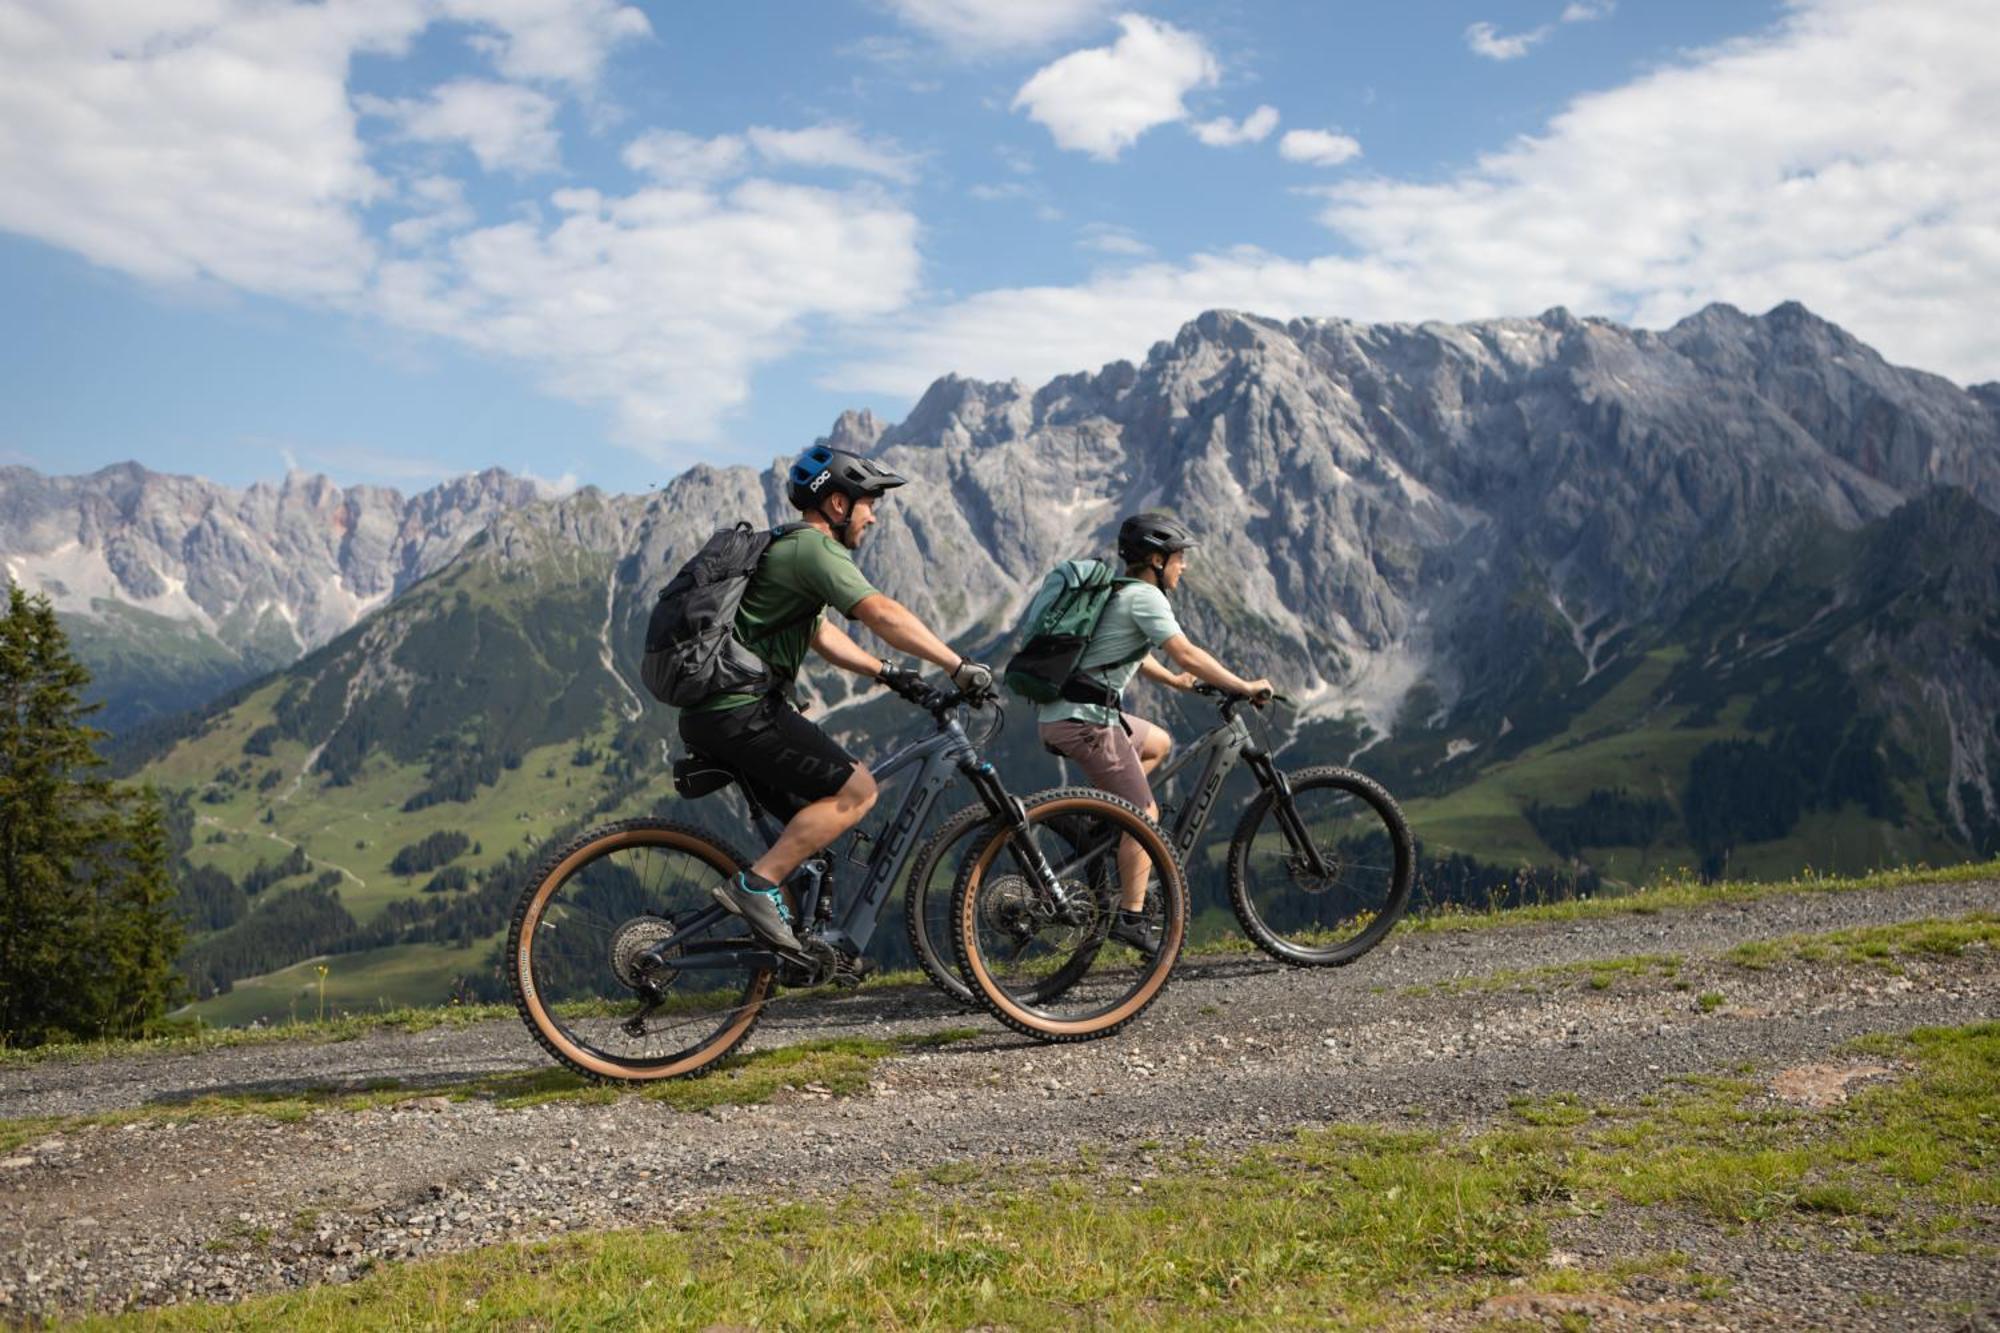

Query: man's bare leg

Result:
[749,764,879,899]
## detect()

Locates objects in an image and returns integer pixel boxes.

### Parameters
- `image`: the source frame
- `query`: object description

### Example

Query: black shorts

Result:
[678,695,858,819]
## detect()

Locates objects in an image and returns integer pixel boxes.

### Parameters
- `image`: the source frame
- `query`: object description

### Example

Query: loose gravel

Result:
[1,875,1994,1326]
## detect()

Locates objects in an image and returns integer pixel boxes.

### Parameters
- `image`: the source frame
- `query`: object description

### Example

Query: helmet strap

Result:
[815,495,854,542]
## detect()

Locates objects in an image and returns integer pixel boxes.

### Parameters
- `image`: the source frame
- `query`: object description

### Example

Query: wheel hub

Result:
[1286,850,1342,896]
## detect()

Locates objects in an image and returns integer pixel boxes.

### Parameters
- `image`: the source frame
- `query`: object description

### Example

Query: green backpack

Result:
[1002,559,1143,704]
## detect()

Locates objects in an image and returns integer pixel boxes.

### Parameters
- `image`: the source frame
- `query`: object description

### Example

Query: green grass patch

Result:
[80,1023,1998,1330]
[1727,912,1999,973]
[1400,857,2000,936]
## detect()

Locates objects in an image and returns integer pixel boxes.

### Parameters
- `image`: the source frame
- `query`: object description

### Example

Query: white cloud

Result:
[1078,223,1152,257]
[435,0,651,89]
[0,1,414,299]
[745,125,920,183]
[881,0,1119,56]
[1278,128,1362,167]
[1191,104,1279,147]
[0,1,914,456]
[361,79,562,174]
[0,0,650,301]
[376,179,922,450]
[1012,15,1220,160]
[1468,0,1615,61]
[1465,20,1549,61]
[832,0,2000,396]
[622,130,748,185]
[514,464,581,496]
[267,440,457,485]
[387,175,478,248]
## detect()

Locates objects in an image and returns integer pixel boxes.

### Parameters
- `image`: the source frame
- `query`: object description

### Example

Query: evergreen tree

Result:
[0,585,182,1045]
[99,788,186,1036]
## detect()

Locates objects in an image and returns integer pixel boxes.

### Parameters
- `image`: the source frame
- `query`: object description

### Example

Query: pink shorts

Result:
[1038,713,1159,811]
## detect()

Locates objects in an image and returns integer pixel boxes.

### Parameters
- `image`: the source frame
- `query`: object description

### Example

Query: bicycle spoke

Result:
[513,821,771,1080]
[1229,771,1413,965]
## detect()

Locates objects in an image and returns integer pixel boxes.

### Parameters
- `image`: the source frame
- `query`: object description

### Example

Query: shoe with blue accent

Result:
[711,872,801,953]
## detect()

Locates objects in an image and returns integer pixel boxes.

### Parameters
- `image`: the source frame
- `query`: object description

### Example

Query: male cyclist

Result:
[1038,511,1273,950]
[680,444,993,952]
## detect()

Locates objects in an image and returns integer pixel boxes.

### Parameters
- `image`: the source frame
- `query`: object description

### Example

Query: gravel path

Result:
[2,876,1995,1325]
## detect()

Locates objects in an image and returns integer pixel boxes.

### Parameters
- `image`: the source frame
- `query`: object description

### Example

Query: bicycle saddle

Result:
[671,751,737,800]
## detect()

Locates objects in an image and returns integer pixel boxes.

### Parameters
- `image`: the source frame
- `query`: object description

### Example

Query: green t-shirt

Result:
[1037,582,1184,728]
[685,527,882,713]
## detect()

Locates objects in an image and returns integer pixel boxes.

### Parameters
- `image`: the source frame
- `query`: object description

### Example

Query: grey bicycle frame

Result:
[662,710,1007,973]
[1143,699,1330,874]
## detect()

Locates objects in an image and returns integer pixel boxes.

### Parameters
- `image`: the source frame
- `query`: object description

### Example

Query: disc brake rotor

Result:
[1285,847,1344,896]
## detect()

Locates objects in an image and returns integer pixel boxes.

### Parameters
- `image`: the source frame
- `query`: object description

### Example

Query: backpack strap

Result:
[740,522,840,696]
[1057,580,1152,731]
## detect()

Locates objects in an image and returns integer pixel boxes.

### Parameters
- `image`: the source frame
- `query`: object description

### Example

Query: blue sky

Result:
[2,0,1992,495]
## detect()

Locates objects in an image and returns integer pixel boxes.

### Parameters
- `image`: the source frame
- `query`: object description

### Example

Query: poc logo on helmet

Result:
[808,471,830,492]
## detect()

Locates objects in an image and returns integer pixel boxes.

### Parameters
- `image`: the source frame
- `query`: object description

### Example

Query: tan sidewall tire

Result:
[511,821,772,1081]
[954,791,1185,1041]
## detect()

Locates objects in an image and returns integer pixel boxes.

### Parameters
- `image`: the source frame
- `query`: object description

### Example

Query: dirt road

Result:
[2,875,1995,1327]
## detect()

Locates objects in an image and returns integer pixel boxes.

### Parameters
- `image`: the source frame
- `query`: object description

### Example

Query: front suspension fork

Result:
[1249,756,1333,877]
[962,759,1077,913]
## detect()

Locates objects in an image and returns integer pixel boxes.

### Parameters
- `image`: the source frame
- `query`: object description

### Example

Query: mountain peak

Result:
[893,372,1030,446]
[818,408,887,454]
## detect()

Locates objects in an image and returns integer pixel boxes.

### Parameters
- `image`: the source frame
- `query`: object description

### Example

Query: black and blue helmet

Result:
[786,445,907,513]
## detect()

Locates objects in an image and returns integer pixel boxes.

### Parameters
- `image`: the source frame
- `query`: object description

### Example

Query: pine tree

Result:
[99,787,186,1036]
[0,585,183,1045]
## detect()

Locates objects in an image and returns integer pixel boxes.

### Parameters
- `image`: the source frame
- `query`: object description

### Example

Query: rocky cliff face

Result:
[0,465,548,725]
[16,301,2000,858]
[476,299,1997,848]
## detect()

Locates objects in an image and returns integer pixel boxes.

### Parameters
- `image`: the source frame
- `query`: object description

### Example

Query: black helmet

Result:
[786,444,907,513]
[1117,511,1198,565]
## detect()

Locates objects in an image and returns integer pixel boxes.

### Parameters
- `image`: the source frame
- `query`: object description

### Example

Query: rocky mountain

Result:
[21,300,2000,1019]
[0,465,549,728]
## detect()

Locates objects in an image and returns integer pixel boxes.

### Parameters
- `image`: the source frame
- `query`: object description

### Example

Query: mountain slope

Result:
[94,300,2000,1017]
[0,465,548,728]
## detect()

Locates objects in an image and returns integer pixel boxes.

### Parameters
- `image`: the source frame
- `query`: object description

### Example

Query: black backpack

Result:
[640,522,808,708]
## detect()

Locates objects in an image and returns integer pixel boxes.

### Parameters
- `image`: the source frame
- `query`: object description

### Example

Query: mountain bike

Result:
[908,683,1413,1006]
[507,675,1185,1081]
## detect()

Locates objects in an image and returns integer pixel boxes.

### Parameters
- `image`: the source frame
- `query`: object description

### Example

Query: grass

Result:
[0,1031,986,1154]
[74,1021,1998,1330]
[1726,912,1999,972]
[1399,856,2000,936]
[183,938,503,1028]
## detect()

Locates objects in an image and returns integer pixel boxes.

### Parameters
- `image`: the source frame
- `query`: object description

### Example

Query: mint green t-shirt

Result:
[686,528,881,713]
[1036,582,1184,728]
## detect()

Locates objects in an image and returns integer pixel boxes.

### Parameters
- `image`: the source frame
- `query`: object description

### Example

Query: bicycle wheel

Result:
[509,818,774,1081]
[1225,766,1414,966]
[951,787,1185,1043]
[902,803,994,1007]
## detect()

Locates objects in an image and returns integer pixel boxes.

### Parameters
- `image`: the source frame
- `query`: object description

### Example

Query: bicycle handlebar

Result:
[880,667,997,720]
[1192,681,1291,710]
